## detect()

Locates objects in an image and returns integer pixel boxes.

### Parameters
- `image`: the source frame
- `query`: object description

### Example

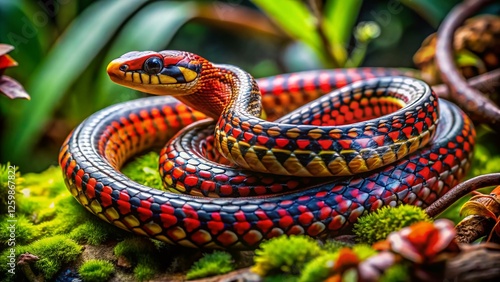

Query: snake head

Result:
[107,50,203,95]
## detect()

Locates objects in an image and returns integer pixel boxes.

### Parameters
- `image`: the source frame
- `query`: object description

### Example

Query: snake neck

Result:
[176,64,262,120]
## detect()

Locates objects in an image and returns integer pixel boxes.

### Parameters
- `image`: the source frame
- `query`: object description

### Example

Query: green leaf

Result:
[323,0,362,64]
[0,0,43,80]
[95,1,197,108]
[3,0,148,162]
[251,0,323,55]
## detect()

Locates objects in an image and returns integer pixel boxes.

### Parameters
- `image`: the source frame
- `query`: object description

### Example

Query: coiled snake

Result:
[59,50,475,249]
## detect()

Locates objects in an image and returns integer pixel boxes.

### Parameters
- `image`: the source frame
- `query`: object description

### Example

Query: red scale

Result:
[233,221,251,235]
[279,215,294,228]
[256,135,269,145]
[220,184,234,196]
[328,214,345,231]
[160,214,177,228]
[182,205,199,219]
[270,184,284,193]
[183,218,201,232]
[183,175,199,187]
[198,171,212,179]
[136,207,153,222]
[318,139,333,150]
[298,212,314,225]
[190,230,210,245]
[256,219,274,233]
[275,138,289,148]
[271,76,285,95]
[234,210,247,222]
[85,181,96,199]
[116,200,131,215]
[243,132,254,142]
[231,127,242,138]
[238,186,250,196]
[230,175,246,184]
[318,206,332,220]
[319,72,332,93]
[243,231,262,245]
[99,192,113,208]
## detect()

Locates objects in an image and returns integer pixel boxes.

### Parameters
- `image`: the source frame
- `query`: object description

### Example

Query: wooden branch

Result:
[446,244,500,280]
[425,173,500,217]
[435,0,500,126]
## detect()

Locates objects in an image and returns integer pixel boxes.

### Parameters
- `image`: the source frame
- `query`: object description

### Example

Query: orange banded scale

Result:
[59,50,475,249]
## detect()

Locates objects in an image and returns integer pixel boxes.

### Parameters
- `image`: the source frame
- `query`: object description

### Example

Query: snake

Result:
[59,50,475,249]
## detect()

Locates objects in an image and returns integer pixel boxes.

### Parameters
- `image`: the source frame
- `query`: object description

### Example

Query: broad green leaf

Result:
[251,0,323,56]
[0,0,43,80]
[3,0,148,162]
[95,1,197,108]
[323,0,362,65]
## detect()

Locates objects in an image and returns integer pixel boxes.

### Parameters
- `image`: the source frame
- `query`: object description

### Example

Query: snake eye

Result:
[143,57,163,74]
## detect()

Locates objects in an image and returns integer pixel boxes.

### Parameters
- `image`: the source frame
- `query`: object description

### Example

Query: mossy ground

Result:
[0,128,498,281]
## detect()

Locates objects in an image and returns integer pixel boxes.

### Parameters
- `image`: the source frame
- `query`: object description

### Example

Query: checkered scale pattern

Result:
[59,53,475,249]
[59,96,473,249]
[215,69,439,177]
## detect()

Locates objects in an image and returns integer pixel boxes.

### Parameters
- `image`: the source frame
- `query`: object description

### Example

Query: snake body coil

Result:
[59,51,475,249]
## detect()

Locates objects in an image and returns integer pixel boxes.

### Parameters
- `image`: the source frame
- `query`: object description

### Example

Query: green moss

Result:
[353,205,432,244]
[35,195,87,235]
[0,215,40,246]
[186,251,234,280]
[299,253,338,282]
[78,259,114,282]
[134,263,157,281]
[0,163,22,216]
[252,235,324,277]
[19,166,68,215]
[322,239,352,253]
[114,237,162,281]
[69,220,113,245]
[379,263,410,282]
[0,248,18,282]
[121,152,163,190]
[20,235,82,280]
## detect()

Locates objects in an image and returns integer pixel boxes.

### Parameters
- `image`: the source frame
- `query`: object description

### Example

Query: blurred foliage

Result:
[0,0,487,173]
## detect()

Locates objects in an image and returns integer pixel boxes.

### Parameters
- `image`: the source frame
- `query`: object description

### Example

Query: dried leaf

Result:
[0,44,14,56]
[460,201,498,220]
[0,76,30,100]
